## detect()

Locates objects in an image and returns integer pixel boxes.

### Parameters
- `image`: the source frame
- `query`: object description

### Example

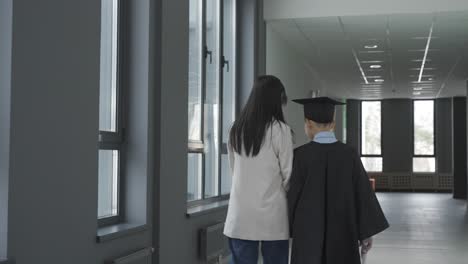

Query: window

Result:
[98,0,122,225]
[188,0,236,203]
[413,100,436,172]
[361,101,382,172]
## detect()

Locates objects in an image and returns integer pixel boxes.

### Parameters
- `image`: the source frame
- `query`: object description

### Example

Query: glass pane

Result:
[188,0,203,141]
[204,0,221,198]
[361,157,383,172]
[99,0,119,132]
[413,157,436,173]
[187,153,203,201]
[414,100,434,155]
[222,0,235,143]
[98,150,119,218]
[221,154,232,195]
[361,101,381,155]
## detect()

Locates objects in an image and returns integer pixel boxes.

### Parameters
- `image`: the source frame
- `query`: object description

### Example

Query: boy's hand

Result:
[360,237,373,254]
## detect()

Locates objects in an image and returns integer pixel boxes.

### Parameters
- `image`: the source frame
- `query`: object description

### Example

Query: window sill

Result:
[96,223,148,243]
[187,200,229,218]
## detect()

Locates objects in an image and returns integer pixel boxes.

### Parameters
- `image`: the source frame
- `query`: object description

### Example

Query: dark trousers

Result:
[228,238,289,264]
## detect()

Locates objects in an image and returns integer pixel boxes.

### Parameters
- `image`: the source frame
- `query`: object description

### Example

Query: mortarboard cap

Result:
[293,97,346,124]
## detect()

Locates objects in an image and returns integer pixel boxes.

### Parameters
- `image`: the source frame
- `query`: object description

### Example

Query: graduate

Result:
[287,97,389,264]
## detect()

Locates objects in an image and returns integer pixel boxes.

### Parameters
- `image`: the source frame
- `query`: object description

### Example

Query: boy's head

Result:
[304,117,336,140]
[293,97,345,140]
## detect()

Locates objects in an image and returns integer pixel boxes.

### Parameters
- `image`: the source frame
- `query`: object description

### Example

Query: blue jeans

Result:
[228,238,289,264]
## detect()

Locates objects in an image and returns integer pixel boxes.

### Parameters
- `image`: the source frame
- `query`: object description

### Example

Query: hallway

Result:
[2,1,468,263]
[370,193,468,264]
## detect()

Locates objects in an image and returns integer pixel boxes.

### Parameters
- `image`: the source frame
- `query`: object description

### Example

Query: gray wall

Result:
[0,0,13,259]
[346,99,453,174]
[266,25,322,146]
[346,100,360,152]
[265,24,345,146]
[453,97,467,199]
[238,0,261,108]
[6,0,153,263]
[7,0,101,262]
[437,98,454,174]
[154,0,191,262]
[382,100,413,172]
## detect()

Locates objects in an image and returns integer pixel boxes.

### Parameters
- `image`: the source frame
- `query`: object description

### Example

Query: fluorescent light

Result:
[365,45,378,49]
[370,65,382,69]
[361,60,384,63]
[410,67,437,71]
[411,59,432,62]
[409,49,439,52]
[418,20,435,83]
[359,50,385,54]
[412,36,439,40]
[413,92,422,95]
[411,80,435,84]
[409,74,435,77]
[374,79,385,83]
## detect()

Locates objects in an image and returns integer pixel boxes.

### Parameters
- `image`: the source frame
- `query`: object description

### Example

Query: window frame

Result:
[98,0,125,227]
[187,0,237,207]
[412,99,437,173]
[359,100,383,172]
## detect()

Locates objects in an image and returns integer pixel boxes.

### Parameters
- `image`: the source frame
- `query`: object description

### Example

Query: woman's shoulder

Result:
[270,120,293,140]
[271,120,291,131]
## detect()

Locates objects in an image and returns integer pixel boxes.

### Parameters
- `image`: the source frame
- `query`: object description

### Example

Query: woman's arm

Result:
[227,140,235,174]
[273,122,294,190]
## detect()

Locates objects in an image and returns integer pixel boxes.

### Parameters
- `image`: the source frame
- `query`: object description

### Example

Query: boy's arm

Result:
[287,150,306,235]
[352,150,389,242]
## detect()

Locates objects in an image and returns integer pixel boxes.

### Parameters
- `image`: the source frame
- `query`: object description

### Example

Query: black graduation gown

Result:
[288,141,389,264]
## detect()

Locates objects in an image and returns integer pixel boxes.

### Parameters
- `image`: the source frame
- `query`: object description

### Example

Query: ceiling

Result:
[268,11,468,99]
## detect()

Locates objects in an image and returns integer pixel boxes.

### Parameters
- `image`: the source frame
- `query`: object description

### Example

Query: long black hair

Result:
[229,75,287,157]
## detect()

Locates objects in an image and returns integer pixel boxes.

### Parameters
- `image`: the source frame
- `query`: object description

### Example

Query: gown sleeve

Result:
[352,151,390,241]
[287,149,306,235]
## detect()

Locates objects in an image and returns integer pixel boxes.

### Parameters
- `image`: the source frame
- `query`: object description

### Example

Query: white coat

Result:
[224,121,294,241]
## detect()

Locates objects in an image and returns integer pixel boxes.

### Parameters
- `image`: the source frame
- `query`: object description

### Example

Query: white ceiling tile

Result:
[268,12,468,99]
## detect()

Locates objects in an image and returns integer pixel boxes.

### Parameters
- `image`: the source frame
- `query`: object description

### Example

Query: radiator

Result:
[437,173,453,190]
[412,174,435,190]
[389,173,412,190]
[200,222,228,262]
[112,247,154,264]
[372,173,452,191]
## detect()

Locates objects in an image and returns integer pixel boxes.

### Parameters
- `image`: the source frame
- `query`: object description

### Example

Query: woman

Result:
[224,75,293,264]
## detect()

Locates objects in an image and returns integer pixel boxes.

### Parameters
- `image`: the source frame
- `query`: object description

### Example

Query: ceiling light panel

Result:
[361,60,384,64]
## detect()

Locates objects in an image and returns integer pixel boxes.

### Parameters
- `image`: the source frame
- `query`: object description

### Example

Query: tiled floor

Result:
[368,193,468,264]
[229,193,468,264]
